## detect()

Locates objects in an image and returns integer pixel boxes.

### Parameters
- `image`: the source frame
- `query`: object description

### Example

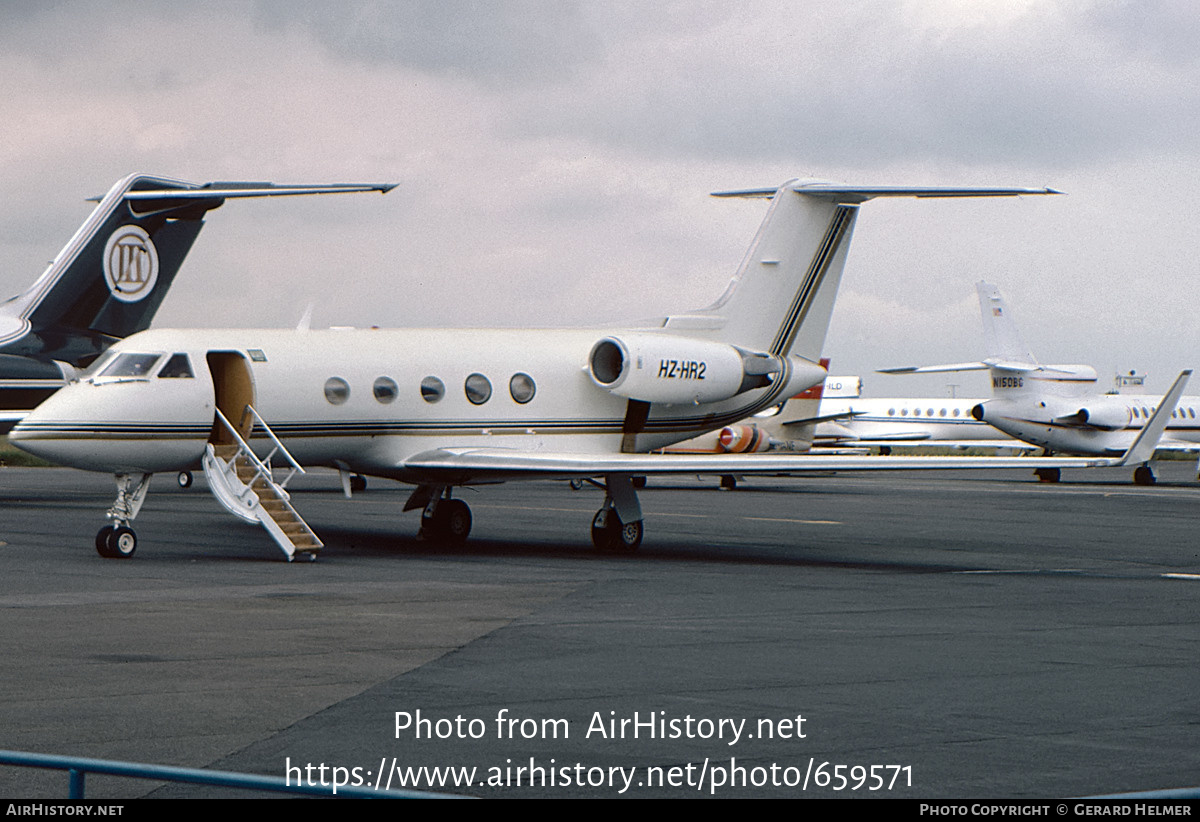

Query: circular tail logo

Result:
[103,225,159,302]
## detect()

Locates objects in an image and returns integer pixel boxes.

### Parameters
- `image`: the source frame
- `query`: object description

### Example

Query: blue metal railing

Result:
[0,749,469,799]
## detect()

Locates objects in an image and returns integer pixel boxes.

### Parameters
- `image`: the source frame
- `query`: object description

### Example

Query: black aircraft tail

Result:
[0,174,394,366]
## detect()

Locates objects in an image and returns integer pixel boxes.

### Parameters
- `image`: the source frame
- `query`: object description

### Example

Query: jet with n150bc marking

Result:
[0,174,394,432]
[16,177,1171,561]
[881,281,1200,484]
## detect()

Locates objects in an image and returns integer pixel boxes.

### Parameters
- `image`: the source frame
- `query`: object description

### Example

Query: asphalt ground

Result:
[0,463,1197,798]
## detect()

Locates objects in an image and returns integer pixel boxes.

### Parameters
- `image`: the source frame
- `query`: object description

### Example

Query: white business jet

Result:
[881,281,1200,484]
[0,174,394,433]
[11,179,1183,560]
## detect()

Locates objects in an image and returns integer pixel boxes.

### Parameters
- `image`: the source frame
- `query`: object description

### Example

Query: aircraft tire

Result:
[177,471,193,489]
[1034,468,1060,483]
[441,499,472,545]
[720,475,738,491]
[1133,465,1156,486]
[95,525,116,558]
[109,526,137,558]
[350,474,367,493]
[591,510,643,552]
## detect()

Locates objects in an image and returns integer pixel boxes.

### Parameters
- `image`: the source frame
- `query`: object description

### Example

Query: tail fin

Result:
[675,181,1057,364]
[1,174,394,361]
[976,280,1038,366]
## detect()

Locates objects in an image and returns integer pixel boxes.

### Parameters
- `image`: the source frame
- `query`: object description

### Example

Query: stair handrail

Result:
[212,407,289,497]
[234,404,307,488]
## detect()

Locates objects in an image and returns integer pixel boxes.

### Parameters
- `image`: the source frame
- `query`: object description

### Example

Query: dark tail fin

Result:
[2,174,393,363]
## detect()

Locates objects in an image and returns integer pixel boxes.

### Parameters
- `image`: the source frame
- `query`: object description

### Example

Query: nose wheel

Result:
[95,525,137,558]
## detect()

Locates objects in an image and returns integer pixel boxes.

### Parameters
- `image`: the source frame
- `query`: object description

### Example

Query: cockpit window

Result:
[158,353,194,379]
[98,353,162,379]
[80,352,119,380]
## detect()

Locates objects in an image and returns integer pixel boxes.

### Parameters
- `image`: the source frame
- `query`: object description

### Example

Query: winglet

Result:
[1117,370,1192,466]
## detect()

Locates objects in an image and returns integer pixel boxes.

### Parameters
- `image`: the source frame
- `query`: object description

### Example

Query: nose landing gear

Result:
[95,473,151,559]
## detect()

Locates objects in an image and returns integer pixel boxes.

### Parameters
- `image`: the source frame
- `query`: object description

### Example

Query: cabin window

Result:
[324,377,350,405]
[953,408,960,417]
[913,408,920,417]
[1190,408,1196,419]
[421,376,445,403]
[509,372,536,404]
[373,376,398,404]
[939,408,947,417]
[99,353,162,379]
[465,373,492,405]
[887,408,895,416]
[900,408,908,416]
[158,353,193,379]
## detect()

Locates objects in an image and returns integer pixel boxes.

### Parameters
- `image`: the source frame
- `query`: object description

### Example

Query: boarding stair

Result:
[201,405,322,561]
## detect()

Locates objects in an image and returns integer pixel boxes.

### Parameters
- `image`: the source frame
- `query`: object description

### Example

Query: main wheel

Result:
[441,499,472,545]
[590,509,643,552]
[109,526,137,558]
[1133,465,1156,486]
[350,474,367,493]
[1034,467,1061,483]
[95,525,116,558]
[177,471,193,489]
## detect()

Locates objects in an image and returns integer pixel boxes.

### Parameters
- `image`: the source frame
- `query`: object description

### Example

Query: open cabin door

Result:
[207,351,256,445]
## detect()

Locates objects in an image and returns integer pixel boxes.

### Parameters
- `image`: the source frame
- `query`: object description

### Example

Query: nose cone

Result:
[11,380,211,473]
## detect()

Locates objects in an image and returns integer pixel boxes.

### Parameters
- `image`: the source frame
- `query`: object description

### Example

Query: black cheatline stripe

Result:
[769,205,856,357]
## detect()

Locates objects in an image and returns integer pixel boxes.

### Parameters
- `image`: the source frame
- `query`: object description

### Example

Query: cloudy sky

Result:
[2,0,1198,398]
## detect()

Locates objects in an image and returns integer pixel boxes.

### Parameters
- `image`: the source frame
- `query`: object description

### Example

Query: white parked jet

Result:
[881,281,1200,483]
[0,174,394,432]
[11,179,1180,560]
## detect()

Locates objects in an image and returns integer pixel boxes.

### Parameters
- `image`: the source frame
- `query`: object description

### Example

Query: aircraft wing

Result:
[401,448,1120,484]
[402,371,1190,481]
[812,438,1041,451]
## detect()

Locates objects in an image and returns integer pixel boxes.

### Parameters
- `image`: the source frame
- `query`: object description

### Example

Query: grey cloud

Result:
[250,0,602,84]
[489,2,1200,169]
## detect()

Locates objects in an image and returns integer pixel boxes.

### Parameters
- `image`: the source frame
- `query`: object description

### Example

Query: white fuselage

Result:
[975,390,1200,455]
[813,396,1003,445]
[12,327,822,476]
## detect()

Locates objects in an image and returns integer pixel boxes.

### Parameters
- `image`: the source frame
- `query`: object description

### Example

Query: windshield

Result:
[96,352,163,380]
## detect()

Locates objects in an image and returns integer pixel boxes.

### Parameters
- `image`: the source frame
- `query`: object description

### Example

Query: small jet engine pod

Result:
[588,333,783,404]
[1052,402,1131,431]
[717,424,771,453]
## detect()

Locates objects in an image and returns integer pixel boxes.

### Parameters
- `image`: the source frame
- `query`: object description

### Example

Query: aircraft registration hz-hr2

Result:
[0,174,394,432]
[881,281,1200,484]
[11,178,1186,560]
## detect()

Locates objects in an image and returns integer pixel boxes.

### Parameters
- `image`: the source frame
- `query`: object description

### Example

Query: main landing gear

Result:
[95,473,151,558]
[1035,465,1157,485]
[590,474,644,552]
[418,490,472,546]
[407,474,647,553]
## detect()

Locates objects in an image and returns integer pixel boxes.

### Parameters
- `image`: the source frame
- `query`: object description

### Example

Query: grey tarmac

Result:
[0,464,1197,798]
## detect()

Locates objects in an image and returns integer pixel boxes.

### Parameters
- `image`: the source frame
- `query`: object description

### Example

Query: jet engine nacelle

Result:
[717,424,771,453]
[588,333,782,404]
[1054,402,1131,431]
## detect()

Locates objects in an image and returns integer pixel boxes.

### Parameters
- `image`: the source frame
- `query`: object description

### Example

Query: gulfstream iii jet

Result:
[13,179,1181,560]
[881,281,1200,484]
[0,174,394,431]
